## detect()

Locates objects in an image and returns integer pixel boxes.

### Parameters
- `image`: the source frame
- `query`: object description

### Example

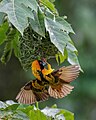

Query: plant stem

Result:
[36,102,39,109]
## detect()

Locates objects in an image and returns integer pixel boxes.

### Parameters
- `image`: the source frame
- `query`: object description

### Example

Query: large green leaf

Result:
[0,22,9,45]
[0,0,35,35]
[30,8,45,37]
[45,17,71,54]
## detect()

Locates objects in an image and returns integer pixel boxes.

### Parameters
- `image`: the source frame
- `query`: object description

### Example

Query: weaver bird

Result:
[16,59,80,104]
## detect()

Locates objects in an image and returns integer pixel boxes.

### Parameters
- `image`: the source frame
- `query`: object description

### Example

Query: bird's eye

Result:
[39,60,47,66]
[40,62,42,65]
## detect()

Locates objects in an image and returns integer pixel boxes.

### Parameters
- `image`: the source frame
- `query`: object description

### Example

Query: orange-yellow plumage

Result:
[16,59,80,104]
[31,60,41,80]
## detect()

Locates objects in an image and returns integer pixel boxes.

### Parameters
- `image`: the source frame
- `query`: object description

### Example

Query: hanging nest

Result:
[19,26,58,70]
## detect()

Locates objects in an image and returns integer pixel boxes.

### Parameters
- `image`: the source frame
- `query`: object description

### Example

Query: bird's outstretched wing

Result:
[48,83,74,98]
[16,80,49,104]
[58,65,80,82]
[48,65,80,98]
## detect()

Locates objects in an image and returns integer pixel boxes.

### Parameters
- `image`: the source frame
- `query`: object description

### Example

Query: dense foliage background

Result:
[0,0,96,120]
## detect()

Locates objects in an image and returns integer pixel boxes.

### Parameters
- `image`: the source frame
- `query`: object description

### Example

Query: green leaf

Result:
[4,104,19,111]
[51,104,57,108]
[55,48,68,64]
[0,22,9,45]
[67,49,82,71]
[17,104,29,110]
[0,28,16,64]
[55,17,75,34]
[19,105,34,115]
[28,110,47,120]
[42,107,65,120]
[0,101,7,109]
[12,111,29,120]
[30,8,45,37]
[1,40,13,64]
[67,49,78,65]
[45,17,70,54]
[59,53,66,64]
[58,109,74,120]
[45,16,74,34]
[55,53,66,65]
[40,0,57,14]
[42,107,74,120]
[0,0,35,35]
[55,53,59,64]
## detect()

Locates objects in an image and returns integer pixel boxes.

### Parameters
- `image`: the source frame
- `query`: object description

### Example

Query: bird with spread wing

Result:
[16,59,80,104]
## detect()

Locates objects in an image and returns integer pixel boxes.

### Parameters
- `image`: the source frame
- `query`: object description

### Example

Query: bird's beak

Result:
[42,61,47,66]
[41,58,47,66]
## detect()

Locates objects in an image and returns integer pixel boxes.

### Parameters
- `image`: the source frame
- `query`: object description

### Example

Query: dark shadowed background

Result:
[0,0,96,120]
